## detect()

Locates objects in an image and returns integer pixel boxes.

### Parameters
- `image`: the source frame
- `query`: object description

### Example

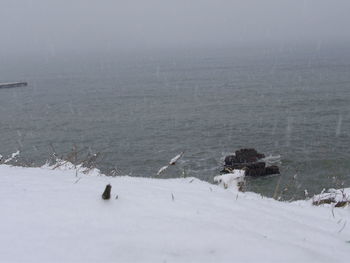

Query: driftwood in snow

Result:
[312,189,350,208]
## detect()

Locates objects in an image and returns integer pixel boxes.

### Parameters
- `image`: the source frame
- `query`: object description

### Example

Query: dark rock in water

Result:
[221,148,280,177]
[222,162,265,176]
[224,148,265,165]
[265,165,280,175]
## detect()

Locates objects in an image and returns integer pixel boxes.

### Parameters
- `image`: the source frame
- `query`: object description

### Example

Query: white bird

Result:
[157,165,169,175]
[156,152,184,175]
[169,152,184,165]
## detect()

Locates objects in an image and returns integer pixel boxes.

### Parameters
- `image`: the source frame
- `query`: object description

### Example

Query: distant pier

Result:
[0,82,28,89]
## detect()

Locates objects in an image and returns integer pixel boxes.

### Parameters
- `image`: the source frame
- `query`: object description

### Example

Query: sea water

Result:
[0,46,349,199]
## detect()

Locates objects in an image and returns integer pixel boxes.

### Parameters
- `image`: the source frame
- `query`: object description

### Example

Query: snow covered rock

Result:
[214,170,245,189]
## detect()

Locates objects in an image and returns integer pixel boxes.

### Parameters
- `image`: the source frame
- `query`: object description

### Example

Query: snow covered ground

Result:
[0,164,349,262]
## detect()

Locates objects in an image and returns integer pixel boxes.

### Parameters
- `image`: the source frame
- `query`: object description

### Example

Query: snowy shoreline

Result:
[0,164,349,262]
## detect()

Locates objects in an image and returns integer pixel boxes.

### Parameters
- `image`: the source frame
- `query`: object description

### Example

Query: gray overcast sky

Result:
[1,0,350,56]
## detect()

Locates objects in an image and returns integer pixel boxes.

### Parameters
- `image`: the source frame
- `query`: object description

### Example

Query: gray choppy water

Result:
[1,47,349,199]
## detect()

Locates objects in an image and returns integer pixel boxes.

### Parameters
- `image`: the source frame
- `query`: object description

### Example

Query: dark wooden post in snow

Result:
[102,184,112,200]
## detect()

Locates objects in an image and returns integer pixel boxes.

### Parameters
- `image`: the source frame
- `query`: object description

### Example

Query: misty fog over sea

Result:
[1,46,349,199]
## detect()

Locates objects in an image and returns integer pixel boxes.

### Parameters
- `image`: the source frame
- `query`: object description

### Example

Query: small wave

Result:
[260,155,282,166]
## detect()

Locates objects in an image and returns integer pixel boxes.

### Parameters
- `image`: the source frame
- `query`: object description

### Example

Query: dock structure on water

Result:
[0,82,28,89]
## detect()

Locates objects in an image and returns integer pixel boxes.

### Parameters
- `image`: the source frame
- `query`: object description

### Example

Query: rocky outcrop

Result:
[221,148,280,177]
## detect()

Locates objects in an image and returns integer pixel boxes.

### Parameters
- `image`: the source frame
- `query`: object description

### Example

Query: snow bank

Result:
[0,164,349,262]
